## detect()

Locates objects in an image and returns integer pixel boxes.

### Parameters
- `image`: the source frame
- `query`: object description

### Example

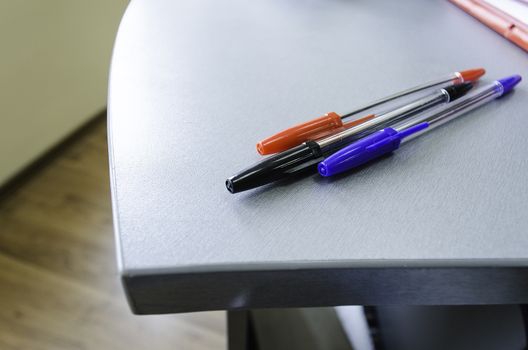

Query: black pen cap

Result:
[444,82,473,101]
[226,141,324,194]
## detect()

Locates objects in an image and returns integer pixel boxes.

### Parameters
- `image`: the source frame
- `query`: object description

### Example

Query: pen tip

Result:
[497,75,522,95]
[459,68,486,82]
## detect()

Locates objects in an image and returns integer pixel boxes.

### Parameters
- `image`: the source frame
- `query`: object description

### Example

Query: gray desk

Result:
[109,0,528,314]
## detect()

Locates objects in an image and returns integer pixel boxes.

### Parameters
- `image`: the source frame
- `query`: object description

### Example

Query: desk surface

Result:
[109,0,528,314]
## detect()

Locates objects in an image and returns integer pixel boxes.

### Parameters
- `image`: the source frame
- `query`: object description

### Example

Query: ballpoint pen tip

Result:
[460,68,486,82]
[498,75,522,95]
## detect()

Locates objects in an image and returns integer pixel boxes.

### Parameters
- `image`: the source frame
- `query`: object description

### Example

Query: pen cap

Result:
[227,141,324,193]
[318,123,428,177]
[256,112,342,155]
[256,112,374,155]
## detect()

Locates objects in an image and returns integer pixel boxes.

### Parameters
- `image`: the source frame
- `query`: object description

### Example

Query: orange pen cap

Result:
[256,112,374,155]
[458,68,486,82]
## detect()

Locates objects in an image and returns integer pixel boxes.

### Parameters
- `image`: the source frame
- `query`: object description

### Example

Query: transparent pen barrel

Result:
[342,74,457,118]
[318,91,448,150]
[397,84,501,143]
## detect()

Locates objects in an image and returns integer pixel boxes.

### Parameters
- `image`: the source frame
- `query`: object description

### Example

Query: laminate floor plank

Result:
[0,117,226,350]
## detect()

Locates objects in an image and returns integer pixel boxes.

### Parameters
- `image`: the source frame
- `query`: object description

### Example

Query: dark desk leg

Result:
[228,306,527,350]
[228,311,257,350]
[228,308,352,350]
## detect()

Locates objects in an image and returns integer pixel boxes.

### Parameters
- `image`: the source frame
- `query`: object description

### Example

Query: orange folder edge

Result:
[449,0,528,52]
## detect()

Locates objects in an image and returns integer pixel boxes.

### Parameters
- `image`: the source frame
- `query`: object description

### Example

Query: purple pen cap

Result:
[497,75,522,95]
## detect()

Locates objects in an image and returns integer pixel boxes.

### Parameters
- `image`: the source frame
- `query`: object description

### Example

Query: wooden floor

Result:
[0,117,226,350]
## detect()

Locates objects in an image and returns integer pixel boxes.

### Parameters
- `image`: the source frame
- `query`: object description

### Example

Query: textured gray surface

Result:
[108,0,528,313]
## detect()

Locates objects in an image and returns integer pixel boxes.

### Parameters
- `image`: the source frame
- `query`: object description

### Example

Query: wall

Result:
[0,0,129,185]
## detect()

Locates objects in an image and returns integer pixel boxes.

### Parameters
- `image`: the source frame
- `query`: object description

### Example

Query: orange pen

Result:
[256,68,485,155]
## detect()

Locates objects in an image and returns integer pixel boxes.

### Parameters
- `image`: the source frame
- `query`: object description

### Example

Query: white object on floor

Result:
[335,306,374,350]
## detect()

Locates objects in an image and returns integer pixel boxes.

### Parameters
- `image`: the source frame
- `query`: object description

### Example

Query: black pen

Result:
[226,83,473,194]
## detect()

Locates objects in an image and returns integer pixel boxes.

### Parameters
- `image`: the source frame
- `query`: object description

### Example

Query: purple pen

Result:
[318,75,522,177]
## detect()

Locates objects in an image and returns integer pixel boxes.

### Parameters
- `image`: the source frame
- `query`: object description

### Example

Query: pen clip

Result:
[365,122,428,151]
[318,122,429,177]
[256,112,375,155]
